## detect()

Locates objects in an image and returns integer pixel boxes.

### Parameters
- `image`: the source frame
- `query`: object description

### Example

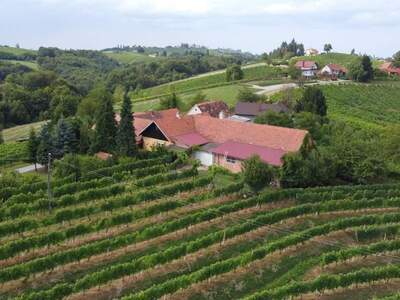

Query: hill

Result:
[291,52,382,68]
[0,46,38,69]
[1,152,400,299]
[129,63,286,109]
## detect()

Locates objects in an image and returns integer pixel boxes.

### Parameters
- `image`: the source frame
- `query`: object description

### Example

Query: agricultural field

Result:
[0,142,28,167]
[131,64,286,102]
[102,51,164,64]
[291,52,382,68]
[1,151,400,299]
[0,46,37,56]
[3,120,47,143]
[0,59,38,70]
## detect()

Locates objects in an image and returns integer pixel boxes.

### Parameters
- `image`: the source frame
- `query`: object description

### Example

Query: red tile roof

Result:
[380,62,400,75]
[326,63,348,73]
[211,141,286,166]
[196,101,230,118]
[295,60,317,69]
[192,115,307,153]
[95,152,113,160]
[174,133,209,147]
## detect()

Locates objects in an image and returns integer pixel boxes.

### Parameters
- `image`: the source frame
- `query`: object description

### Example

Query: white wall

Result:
[194,151,213,166]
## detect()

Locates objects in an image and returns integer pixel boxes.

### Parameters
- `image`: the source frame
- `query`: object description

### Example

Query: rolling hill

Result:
[291,52,383,68]
[1,152,400,299]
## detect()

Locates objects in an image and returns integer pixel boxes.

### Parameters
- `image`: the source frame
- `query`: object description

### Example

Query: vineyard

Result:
[0,151,399,299]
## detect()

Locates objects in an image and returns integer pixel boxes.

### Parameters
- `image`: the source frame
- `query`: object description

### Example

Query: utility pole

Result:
[47,152,52,212]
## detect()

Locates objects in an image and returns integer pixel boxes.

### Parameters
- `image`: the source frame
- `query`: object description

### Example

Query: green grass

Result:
[3,120,47,142]
[131,64,285,101]
[291,52,382,68]
[0,46,37,56]
[0,59,38,69]
[0,141,28,166]
[103,51,164,64]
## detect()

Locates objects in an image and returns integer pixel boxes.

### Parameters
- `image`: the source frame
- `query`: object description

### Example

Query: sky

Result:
[1,0,400,57]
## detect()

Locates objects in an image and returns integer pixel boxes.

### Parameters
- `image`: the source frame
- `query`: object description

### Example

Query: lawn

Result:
[131,64,286,101]
[291,52,382,68]
[3,120,47,142]
[0,59,38,69]
[103,51,164,64]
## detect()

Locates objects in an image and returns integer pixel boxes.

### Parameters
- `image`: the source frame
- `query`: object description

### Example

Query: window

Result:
[226,156,236,163]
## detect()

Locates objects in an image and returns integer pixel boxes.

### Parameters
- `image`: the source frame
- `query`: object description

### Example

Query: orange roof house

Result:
[380,62,400,76]
[132,108,309,172]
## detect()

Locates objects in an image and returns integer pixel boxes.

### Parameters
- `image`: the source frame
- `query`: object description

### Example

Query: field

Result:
[2,120,47,142]
[0,59,38,69]
[1,151,400,299]
[0,46,37,56]
[291,52,382,68]
[0,141,28,167]
[131,64,285,102]
[102,51,164,64]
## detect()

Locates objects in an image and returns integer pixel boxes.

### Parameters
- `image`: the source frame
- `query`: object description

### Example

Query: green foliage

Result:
[295,86,327,116]
[27,127,39,165]
[288,64,302,79]
[159,92,180,109]
[349,55,374,82]
[36,124,52,165]
[242,155,274,191]
[268,39,305,59]
[237,86,260,102]
[0,129,3,144]
[254,111,293,127]
[392,51,400,68]
[90,89,117,153]
[226,64,244,81]
[323,43,333,53]
[117,92,137,156]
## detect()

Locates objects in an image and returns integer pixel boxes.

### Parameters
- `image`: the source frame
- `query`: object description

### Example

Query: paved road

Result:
[251,79,350,96]
[16,164,44,174]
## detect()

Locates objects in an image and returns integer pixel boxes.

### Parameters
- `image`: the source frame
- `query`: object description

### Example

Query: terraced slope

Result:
[1,153,400,300]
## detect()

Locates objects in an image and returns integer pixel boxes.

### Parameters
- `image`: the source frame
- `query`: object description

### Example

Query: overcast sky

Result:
[1,0,400,57]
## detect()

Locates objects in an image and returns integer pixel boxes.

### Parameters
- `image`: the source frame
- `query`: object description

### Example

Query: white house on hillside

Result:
[294,60,318,78]
[305,48,319,56]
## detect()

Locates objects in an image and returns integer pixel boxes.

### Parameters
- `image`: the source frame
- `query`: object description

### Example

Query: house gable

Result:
[141,122,169,141]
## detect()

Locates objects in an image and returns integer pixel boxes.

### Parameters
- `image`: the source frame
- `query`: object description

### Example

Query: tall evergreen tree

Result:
[36,124,53,166]
[90,90,117,153]
[53,117,69,158]
[27,127,39,170]
[295,86,327,116]
[116,92,136,156]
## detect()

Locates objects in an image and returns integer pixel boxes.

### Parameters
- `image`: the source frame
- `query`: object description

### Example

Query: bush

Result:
[242,155,274,191]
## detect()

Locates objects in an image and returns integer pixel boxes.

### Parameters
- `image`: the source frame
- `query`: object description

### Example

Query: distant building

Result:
[305,48,319,56]
[233,101,289,121]
[379,62,400,76]
[320,63,348,79]
[294,60,318,78]
[187,101,230,119]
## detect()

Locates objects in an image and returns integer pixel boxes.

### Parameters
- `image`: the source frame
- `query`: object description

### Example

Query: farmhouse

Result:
[294,60,318,78]
[132,108,308,172]
[233,101,289,121]
[305,48,319,56]
[320,63,347,79]
[187,101,229,119]
[379,62,400,76]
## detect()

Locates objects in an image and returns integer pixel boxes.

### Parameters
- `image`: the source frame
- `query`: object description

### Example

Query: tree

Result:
[288,65,302,80]
[254,111,293,128]
[349,55,374,82]
[36,124,53,166]
[293,112,324,140]
[295,87,327,116]
[0,129,3,144]
[392,51,400,68]
[116,92,136,156]
[324,44,333,53]
[90,90,117,153]
[350,49,356,55]
[27,127,39,170]
[226,64,244,82]
[159,92,179,109]
[242,155,274,191]
[237,87,260,102]
[77,85,109,125]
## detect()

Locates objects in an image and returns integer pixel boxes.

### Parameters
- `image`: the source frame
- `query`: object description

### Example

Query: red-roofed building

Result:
[294,60,318,78]
[380,62,400,76]
[320,63,348,79]
[133,108,309,172]
[187,101,230,119]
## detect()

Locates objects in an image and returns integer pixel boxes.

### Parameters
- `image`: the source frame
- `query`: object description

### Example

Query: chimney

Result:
[219,111,225,119]
[176,111,181,119]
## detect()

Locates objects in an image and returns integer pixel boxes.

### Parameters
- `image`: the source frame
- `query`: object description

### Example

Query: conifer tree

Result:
[36,124,53,166]
[90,90,117,153]
[27,127,39,170]
[116,92,136,156]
